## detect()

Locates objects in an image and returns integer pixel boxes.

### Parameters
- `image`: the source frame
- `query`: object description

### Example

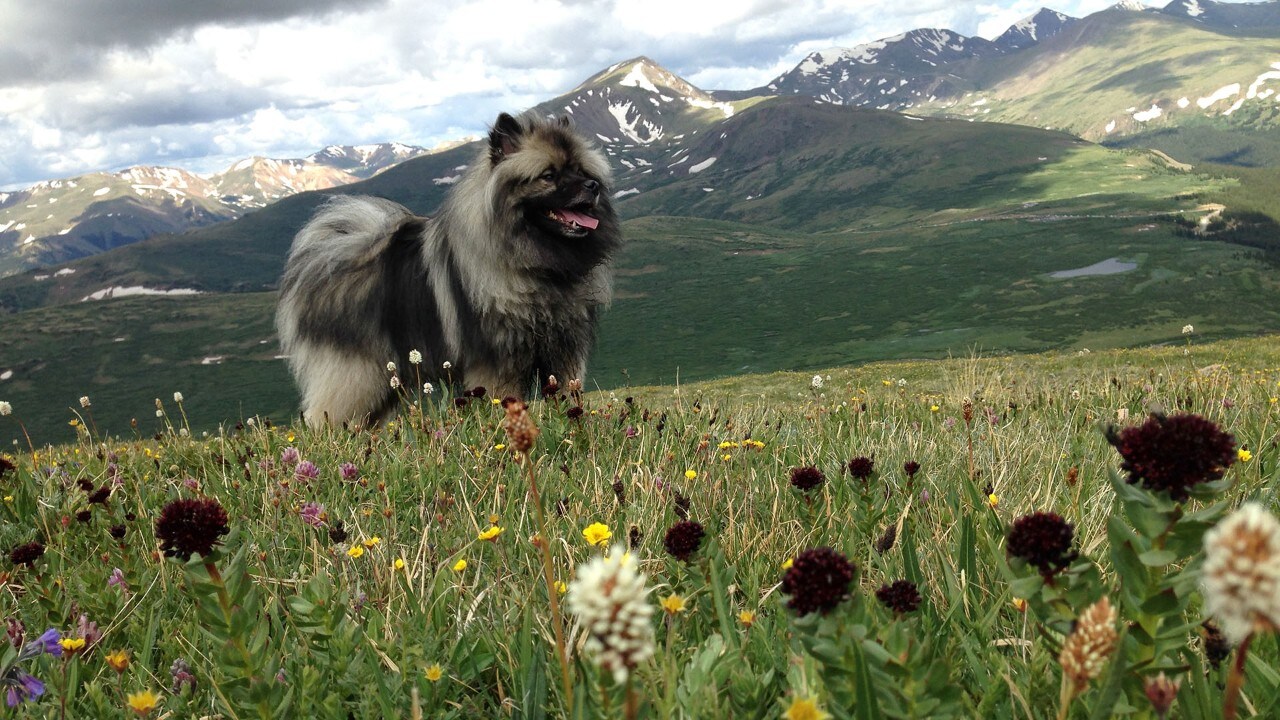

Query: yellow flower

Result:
[718,441,739,450]
[3,496,12,503]
[660,593,688,615]
[738,610,756,627]
[393,558,406,570]
[721,454,732,461]
[68,419,80,427]
[986,493,999,509]
[684,469,697,480]
[781,557,794,570]
[346,546,365,559]
[452,558,467,572]
[488,513,501,524]
[493,443,506,451]
[287,432,296,443]
[363,536,382,548]
[784,696,831,720]
[930,404,940,412]
[425,664,444,682]
[1012,597,1029,613]
[582,522,612,547]
[555,580,567,594]
[881,379,892,386]
[59,637,86,653]
[491,397,502,405]
[477,525,505,542]
[1238,448,1253,462]
[126,689,160,716]
[105,649,131,673]
[744,439,765,449]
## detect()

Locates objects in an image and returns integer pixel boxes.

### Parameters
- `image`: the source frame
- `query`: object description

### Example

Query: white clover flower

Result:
[0,401,11,416]
[173,392,184,403]
[897,378,907,387]
[1183,324,1194,335]
[811,375,823,390]
[408,350,422,365]
[390,376,401,389]
[386,361,397,373]
[423,382,434,395]
[79,396,91,408]
[442,361,452,370]
[1203,503,1280,644]
[566,544,656,684]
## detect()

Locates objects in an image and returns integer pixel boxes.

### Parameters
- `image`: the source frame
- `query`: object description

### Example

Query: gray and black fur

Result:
[276,112,621,426]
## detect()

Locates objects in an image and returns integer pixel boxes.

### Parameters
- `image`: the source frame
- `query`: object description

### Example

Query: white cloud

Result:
[0,0,1255,188]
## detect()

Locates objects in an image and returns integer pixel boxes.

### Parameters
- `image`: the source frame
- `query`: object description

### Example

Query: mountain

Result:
[994,8,1077,51]
[753,3,1280,164]
[0,142,429,277]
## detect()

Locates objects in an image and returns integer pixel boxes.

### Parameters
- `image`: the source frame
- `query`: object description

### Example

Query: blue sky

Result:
[0,0,1249,188]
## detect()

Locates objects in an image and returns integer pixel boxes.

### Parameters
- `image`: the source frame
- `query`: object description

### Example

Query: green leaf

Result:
[1138,548,1178,567]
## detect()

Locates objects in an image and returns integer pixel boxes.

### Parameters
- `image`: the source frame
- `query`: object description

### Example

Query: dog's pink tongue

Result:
[559,209,599,230]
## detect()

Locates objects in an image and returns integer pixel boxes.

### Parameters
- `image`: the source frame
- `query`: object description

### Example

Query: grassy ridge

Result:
[1,336,1279,717]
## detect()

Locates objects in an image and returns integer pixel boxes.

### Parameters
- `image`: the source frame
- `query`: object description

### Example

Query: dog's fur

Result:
[276,112,620,426]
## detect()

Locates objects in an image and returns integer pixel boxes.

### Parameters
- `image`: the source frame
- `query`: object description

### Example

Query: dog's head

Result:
[485,113,621,277]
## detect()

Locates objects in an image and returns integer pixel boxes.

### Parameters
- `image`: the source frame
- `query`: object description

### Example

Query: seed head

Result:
[8,541,45,567]
[847,455,874,482]
[566,544,655,684]
[1059,596,1117,696]
[1202,502,1280,644]
[501,398,540,453]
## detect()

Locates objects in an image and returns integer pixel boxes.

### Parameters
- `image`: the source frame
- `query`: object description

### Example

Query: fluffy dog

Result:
[276,112,620,426]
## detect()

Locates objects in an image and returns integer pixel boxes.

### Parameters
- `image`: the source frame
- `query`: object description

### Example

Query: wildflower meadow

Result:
[3,337,1280,719]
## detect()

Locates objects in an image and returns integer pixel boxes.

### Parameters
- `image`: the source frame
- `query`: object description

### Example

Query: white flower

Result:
[408,350,422,365]
[423,383,434,395]
[390,376,401,389]
[1183,324,1194,335]
[386,361,397,373]
[1203,503,1280,644]
[0,401,10,416]
[566,544,656,684]
[179,428,189,437]
[811,375,823,390]
[156,410,164,418]
[897,378,907,387]
[246,417,256,427]
[79,396,91,408]
[173,392,184,403]
[442,361,453,370]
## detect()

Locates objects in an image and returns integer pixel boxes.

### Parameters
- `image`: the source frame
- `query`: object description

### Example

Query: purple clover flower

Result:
[299,502,326,528]
[294,460,319,482]
[280,447,300,466]
[339,463,359,481]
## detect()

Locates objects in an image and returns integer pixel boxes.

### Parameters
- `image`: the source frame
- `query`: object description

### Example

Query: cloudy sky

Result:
[0,0,1200,189]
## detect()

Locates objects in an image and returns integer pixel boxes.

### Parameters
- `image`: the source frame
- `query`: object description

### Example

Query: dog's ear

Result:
[489,113,524,165]
[557,115,571,128]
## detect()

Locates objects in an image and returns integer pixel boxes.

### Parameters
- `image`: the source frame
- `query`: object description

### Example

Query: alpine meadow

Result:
[4,1,1280,718]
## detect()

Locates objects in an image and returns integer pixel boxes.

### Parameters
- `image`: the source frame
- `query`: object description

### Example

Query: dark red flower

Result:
[663,521,705,561]
[1006,512,1076,579]
[8,541,45,567]
[154,498,230,560]
[782,547,856,616]
[0,456,15,478]
[566,406,585,420]
[876,579,922,614]
[903,461,920,478]
[789,466,826,492]
[847,456,875,482]
[1108,413,1235,502]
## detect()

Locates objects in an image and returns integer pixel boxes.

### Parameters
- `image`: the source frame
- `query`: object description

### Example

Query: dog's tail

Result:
[283,195,416,279]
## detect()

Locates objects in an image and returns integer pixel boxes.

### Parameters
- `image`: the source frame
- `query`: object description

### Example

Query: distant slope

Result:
[0,143,430,277]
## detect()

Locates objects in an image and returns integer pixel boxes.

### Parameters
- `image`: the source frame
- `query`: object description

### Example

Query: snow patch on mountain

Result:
[81,286,202,302]
[1198,83,1241,108]
[1133,104,1163,121]
[689,157,717,174]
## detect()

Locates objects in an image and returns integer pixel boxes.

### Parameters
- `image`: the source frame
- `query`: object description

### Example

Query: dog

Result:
[276,111,621,426]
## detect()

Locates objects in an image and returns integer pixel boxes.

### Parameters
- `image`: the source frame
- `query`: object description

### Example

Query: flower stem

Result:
[1223,631,1253,720]
[523,453,575,710]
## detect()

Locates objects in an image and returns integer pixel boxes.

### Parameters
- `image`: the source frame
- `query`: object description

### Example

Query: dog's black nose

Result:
[583,179,600,193]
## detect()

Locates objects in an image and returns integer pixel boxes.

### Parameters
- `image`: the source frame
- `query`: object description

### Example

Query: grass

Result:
[2,336,1280,717]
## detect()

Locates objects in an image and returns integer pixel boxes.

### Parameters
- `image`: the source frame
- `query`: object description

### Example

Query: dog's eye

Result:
[539,169,557,182]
